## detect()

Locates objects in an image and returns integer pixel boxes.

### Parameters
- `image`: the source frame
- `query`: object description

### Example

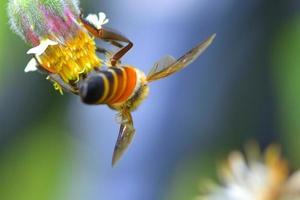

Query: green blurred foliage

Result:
[164,152,223,200]
[1,2,73,198]
[0,2,7,37]
[271,14,300,167]
[0,113,73,200]
[0,1,8,71]
[0,0,30,86]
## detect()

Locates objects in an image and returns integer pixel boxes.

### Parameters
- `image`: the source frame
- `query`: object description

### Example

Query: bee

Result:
[79,14,216,166]
[32,12,215,166]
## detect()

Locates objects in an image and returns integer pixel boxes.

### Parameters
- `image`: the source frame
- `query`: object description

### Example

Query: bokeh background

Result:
[1,0,300,199]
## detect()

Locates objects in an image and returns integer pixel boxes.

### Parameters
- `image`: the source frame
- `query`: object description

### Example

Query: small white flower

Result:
[86,12,109,30]
[27,39,58,56]
[198,145,290,200]
[24,58,38,73]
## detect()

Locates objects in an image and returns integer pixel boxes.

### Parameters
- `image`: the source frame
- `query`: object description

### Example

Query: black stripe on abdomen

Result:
[100,70,115,103]
[79,68,122,104]
[79,73,106,104]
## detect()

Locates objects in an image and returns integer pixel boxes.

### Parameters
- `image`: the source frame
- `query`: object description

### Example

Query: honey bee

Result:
[32,13,215,166]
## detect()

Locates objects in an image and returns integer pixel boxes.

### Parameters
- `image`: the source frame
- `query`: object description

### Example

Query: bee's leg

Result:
[96,46,113,60]
[80,15,133,66]
[102,28,133,66]
[47,74,79,95]
[110,41,124,49]
[95,27,133,66]
[31,57,76,94]
[33,57,79,94]
[96,46,110,55]
[95,46,117,67]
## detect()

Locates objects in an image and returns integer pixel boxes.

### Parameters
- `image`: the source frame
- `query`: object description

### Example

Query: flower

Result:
[85,12,109,30]
[198,143,300,200]
[7,0,105,90]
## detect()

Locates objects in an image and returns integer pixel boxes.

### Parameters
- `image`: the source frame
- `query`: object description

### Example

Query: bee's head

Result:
[79,73,105,105]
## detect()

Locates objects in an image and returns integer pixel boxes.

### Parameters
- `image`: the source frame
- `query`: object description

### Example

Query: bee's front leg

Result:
[47,74,79,95]
[30,56,78,94]
[96,46,111,56]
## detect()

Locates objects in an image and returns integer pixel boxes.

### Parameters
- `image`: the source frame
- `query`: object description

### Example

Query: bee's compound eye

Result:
[79,75,105,104]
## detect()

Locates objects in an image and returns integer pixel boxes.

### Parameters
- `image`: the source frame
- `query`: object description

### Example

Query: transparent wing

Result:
[147,55,176,78]
[112,110,135,166]
[147,33,216,82]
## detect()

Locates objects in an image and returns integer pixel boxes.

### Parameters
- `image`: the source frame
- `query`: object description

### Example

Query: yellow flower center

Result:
[37,30,101,84]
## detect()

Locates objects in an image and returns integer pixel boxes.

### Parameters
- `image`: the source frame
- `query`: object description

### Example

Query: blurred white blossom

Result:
[198,144,300,200]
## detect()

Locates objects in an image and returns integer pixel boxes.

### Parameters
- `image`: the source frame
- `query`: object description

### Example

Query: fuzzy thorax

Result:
[37,30,101,83]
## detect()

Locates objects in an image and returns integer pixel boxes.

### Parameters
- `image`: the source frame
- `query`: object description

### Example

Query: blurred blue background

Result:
[1,0,300,199]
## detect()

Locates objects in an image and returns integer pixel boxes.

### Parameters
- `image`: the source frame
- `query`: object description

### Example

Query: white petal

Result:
[27,43,48,56]
[24,58,38,73]
[98,12,106,21]
[27,39,58,56]
[283,170,300,194]
[102,18,109,25]
[86,14,101,29]
[46,39,58,46]
[99,12,109,25]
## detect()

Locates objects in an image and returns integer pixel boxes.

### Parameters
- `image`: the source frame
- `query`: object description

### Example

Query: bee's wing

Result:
[147,55,177,78]
[112,110,135,166]
[147,34,216,82]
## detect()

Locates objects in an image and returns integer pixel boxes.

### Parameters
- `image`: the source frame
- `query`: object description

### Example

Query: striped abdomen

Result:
[79,66,144,105]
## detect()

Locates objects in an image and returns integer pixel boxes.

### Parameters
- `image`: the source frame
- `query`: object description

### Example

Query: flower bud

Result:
[8,0,80,45]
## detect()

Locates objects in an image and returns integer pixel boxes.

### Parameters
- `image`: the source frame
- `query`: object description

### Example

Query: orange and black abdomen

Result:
[79,67,137,105]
